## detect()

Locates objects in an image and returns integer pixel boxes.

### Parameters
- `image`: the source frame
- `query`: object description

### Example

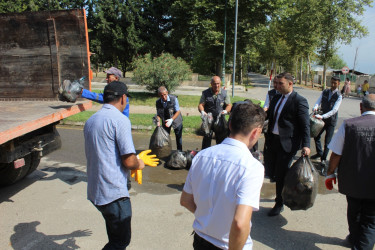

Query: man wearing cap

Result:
[310,76,342,172]
[325,94,375,249]
[156,86,183,151]
[84,81,143,249]
[81,67,130,117]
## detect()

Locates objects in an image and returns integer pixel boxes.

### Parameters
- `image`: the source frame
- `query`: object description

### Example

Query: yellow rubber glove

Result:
[130,169,142,184]
[137,150,159,167]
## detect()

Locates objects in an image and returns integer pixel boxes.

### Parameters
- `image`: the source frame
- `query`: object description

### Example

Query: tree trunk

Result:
[323,63,327,89]
[299,57,303,85]
[239,55,243,85]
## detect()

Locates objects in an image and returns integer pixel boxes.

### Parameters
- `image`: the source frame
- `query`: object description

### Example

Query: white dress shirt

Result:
[183,138,264,249]
[313,89,342,119]
[272,91,292,135]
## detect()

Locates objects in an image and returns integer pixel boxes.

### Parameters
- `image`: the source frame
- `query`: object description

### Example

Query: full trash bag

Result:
[58,77,85,103]
[149,126,172,158]
[201,112,214,135]
[282,156,319,210]
[213,113,228,138]
[310,113,325,138]
[166,150,197,170]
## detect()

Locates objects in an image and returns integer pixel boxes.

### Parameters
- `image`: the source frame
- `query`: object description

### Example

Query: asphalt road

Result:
[1,127,350,250]
[1,73,362,249]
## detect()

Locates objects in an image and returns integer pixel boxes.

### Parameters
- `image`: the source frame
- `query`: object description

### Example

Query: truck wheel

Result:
[0,154,31,186]
[27,152,41,175]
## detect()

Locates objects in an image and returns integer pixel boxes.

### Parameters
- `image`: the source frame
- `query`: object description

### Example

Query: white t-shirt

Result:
[183,138,264,249]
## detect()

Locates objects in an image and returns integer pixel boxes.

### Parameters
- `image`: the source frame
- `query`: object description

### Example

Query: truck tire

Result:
[0,154,31,186]
[27,152,41,175]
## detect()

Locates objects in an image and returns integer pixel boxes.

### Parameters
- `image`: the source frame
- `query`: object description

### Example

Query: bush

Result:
[132,53,192,93]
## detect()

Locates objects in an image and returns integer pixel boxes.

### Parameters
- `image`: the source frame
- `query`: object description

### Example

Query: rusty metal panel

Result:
[0,9,90,99]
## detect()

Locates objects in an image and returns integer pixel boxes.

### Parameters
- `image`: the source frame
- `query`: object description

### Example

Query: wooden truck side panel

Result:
[0,9,91,98]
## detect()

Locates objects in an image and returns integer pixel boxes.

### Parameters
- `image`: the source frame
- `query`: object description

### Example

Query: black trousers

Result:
[346,196,375,250]
[163,123,183,151]
[264,134,296,204]
[202,127,227,150]
[314,122,335,161]
[193,233,221,250]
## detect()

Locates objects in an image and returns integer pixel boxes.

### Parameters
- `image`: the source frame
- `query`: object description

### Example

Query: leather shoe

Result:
[310,154,321,160]
[268,204,284,216]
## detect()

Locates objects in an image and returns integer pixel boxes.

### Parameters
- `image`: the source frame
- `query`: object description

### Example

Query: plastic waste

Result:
[166,150,197,170]
[58,76,85,103]
[282,156,319,210]
[149,126,172,158]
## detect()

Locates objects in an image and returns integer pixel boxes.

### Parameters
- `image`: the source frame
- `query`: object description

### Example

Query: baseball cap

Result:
[104,81,131,98]
[104,67,123,78]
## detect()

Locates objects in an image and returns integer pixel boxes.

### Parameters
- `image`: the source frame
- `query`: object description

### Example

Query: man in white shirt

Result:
[180,103,265,249]
[311,76,343,170]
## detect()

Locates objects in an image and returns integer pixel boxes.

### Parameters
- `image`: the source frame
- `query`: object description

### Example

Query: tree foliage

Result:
[132,53,191,93]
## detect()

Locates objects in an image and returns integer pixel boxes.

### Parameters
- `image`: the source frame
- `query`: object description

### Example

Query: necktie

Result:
[270,95,285,132]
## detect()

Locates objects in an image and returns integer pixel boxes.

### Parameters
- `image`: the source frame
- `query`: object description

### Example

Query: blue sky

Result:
[337,5,375,74]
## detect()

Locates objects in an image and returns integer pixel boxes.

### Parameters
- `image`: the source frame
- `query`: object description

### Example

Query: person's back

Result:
[188,142,263,248]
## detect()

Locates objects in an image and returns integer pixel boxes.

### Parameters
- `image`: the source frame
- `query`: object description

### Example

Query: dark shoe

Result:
[344,235,354,247]
[320,160,327,175]
[310,154,321,160]
[268,204,284,216]
[269,177,276,183]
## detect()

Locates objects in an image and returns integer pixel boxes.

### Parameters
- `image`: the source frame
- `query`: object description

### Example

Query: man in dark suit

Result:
[264,72,311,216]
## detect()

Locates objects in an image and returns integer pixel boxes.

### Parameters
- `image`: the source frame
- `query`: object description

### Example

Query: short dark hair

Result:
[229,103,266,135]
[331,76,340,82]
[277,72,294,83]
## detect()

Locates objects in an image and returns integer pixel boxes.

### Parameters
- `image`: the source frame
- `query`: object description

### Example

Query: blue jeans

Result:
[95,197,132,250]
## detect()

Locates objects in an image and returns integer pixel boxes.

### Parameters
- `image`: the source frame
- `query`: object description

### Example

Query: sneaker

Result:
[310,154,321,160]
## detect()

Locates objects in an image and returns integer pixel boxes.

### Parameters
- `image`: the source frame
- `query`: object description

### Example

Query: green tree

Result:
[317,0,372,88]
[132,53,191,93]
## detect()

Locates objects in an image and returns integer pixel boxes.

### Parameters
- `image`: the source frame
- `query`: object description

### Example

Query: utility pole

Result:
[221,0,227,87]
[231,0,238,97]
[352,47,359,82]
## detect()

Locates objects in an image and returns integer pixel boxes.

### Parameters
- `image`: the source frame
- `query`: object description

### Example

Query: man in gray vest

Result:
[156,86,183,151]
[326,94,375,249]
[198,76,232,149]
[311,76,342,171]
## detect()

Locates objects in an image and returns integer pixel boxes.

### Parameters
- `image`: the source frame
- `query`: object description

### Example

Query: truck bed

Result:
[0,100,91,145]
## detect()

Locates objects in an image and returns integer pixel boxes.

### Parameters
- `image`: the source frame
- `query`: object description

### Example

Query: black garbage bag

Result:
[58,77,85,103]
[213,113,228,138]
[310,113,325,138]
[201,112,214,135]
[282,156,319,210]
[149,126,172,158]
[167,150,198,170]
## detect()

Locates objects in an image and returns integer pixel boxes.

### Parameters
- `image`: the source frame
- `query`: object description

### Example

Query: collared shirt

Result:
[272,91,292,135]
[183,138,264,249]
[328,111,375,155]
[263,90,279,109]
[199,88,231,105]
[84,104,136,206]
[313,88,342,119]
[160,95,180,111]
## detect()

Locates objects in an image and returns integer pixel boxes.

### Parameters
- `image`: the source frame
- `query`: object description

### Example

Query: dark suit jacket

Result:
[266,91,310,153]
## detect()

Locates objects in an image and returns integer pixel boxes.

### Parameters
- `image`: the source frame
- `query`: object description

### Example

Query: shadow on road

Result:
[252,206,346,249]
[10,221,91,249]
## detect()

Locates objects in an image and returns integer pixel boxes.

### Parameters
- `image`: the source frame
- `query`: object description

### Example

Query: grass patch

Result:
[91,90,255,107]
[63,112,202,131]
